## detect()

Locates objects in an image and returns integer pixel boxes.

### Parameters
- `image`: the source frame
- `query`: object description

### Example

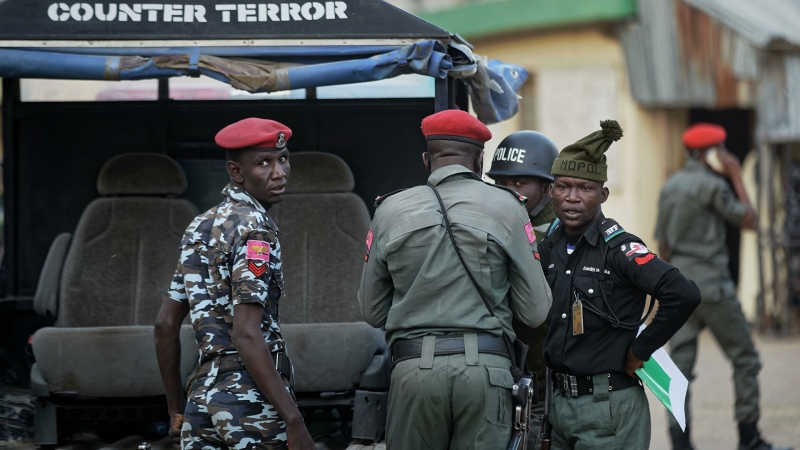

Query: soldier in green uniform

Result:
[358,109,552,450]
[656,123,792,450]
[540,120,701,449]
[486,130,559,450]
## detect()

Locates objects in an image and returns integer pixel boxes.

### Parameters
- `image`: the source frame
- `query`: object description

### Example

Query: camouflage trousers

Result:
[181,367,293,450]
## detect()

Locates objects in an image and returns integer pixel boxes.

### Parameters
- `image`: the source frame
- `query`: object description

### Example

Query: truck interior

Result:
[0,0,526,447]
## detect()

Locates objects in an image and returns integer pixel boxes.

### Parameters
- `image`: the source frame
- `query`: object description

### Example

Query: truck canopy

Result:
[0,0,527,123]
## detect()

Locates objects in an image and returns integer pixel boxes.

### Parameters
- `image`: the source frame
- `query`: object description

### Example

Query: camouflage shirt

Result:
[169,183,285,358]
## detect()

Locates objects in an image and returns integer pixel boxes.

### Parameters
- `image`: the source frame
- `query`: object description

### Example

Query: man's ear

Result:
[543,181,554,198]
[476,150,485,175]
[601,186,610,204]
[422,152,430,172]
[226,160,244,184]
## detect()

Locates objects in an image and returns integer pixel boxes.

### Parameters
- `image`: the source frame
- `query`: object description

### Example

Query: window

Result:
[21,79,158,102]
[316,74,434,99]
[169,76,305,101]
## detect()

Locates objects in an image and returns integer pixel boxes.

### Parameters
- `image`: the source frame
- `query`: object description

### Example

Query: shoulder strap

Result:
[427,183,497,317]
[374,188,409,208]
[483,182,528,206]
[546,218,561,237]
[599,218,626,245]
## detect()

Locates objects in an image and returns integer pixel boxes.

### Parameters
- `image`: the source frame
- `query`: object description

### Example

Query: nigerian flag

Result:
[635,325,689,431]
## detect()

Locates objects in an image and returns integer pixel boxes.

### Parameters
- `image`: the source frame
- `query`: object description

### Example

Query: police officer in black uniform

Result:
[540,121,701,449]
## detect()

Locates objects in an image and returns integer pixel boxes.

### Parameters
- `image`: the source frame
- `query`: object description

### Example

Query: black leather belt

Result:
[554,372,641,397]
[391,333,510,367]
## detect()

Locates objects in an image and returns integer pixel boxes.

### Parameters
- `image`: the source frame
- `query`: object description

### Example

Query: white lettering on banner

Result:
[493,147,527,164]
[47,2,347,21]
[118,4,142,21]
[141,4,163,22]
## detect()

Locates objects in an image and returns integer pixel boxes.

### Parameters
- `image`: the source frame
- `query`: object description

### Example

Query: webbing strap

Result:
[427,184,496,317]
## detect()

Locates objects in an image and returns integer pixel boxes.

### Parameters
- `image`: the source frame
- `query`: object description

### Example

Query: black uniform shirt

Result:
[541,214,700,376]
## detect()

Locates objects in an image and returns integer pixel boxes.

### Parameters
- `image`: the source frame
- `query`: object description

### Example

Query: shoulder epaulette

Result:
[599,218,628,246]
[374,188,409,208]
[546,218,561,237]
[484,182,528,205]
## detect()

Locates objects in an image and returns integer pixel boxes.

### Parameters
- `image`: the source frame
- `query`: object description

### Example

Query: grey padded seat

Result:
[270,152,388,393]
[31,153,199,398]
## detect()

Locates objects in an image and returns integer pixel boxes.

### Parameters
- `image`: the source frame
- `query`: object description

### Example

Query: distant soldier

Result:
[540,120,701,449]
[656,123,792,450]
[154,118,315,450]
[486,130,559,449]
[358,110,552,450]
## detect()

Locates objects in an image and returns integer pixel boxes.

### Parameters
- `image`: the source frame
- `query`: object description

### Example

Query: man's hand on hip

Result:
[626,348,645,379]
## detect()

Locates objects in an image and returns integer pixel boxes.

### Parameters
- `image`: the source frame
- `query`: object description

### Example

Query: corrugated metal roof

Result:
[621,0,759,108]
[621,0,800,142]
[684,0,800,50]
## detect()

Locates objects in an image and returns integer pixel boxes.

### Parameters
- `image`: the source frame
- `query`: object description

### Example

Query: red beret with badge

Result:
[215,118,292,150]
[683,123,726,150]
[421,110,492,148]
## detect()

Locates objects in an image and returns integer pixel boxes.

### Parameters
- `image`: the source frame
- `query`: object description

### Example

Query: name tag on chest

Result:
[572,300,584,336]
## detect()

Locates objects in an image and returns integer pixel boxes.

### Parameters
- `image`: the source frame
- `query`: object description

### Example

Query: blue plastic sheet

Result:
[0,40,525,123]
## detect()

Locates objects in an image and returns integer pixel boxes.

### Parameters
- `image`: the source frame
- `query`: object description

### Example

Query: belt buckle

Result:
[556,374,578,398]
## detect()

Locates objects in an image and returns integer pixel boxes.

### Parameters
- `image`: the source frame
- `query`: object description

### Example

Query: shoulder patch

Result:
[246,240,270,277]
[374,188,409,208]
[484,182,527,205]
[246,240,271,261]
[524,221,536,244]
[364,229,374,261]
[619,241,656,265]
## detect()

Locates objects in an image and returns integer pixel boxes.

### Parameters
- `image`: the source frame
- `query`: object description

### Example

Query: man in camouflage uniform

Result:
[486,130,560,450]
[154,118,315,450]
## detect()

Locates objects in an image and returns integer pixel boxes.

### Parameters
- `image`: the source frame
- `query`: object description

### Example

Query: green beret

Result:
[551,120,623,183]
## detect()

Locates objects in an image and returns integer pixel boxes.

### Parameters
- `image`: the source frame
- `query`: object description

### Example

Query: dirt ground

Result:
[4,330,798,450]
[648,331,800,450]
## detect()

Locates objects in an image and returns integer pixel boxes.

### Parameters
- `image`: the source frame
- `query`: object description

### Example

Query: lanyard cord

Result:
[575,237,655,330]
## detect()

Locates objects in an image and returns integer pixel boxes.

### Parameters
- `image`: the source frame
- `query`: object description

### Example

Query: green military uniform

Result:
[358,164,552,450]
[655,157,761,441]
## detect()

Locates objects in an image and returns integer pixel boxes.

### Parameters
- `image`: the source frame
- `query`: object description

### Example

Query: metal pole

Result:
[2,78,20,296]
[435,77,449,112]
[767,144,781,333]
[756,141,767,332]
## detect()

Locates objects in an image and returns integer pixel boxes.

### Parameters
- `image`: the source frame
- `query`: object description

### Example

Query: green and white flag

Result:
[635,325,689,431]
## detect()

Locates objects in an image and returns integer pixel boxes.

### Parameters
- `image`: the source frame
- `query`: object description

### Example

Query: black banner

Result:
[0,0,449,40]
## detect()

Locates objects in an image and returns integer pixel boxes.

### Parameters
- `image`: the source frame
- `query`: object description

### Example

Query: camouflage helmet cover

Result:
[486,130,559,181]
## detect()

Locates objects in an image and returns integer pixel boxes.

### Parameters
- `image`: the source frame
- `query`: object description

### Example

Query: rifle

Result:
[507,377,535,450]
[540,368,552,450]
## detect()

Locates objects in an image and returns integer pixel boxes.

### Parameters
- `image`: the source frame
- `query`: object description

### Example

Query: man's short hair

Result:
[226,149,244,164]
[426,139,483,157]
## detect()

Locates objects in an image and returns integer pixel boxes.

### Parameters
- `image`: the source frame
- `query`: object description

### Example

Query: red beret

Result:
[215,118,292,150]
[421,110,492,148]
[683,123,726,149]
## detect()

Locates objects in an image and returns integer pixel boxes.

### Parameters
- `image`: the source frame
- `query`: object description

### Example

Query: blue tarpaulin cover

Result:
[0,40,527,123]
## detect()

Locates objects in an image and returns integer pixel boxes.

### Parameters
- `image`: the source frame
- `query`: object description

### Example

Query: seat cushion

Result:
[282,323,386,393]
[57,197,197,327]
[32,325,198,398]
[271,192,369,324]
